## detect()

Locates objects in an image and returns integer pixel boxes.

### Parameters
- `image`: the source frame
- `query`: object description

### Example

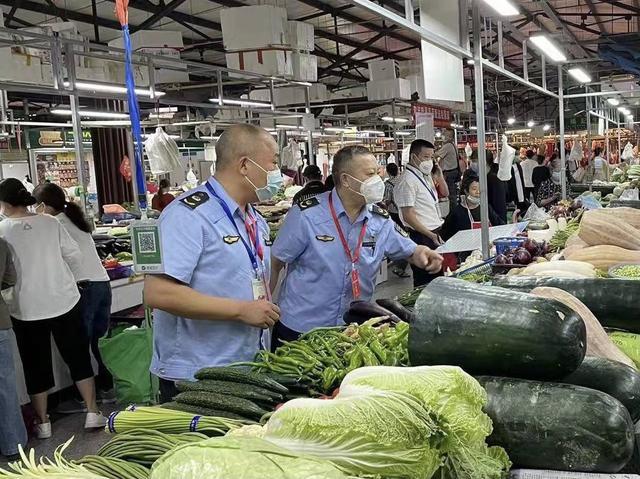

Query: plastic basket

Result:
[494,237,526,255]
[452,257,495,278]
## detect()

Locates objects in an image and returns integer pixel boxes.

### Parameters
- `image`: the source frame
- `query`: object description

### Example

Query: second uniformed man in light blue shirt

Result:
[270,145,443,346]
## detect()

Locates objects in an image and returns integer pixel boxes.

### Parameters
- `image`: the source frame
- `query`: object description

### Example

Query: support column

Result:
[65,44,87,211]
[472,1,490,259]
[558,65,567,199]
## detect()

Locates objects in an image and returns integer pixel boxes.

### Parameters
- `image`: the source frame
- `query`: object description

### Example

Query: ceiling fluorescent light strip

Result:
[65,81,165,98]
[51,109,130,119]
[530,35,567,62]
[482,0,519,16]
[568,68,591,84]
[209,98,273,108]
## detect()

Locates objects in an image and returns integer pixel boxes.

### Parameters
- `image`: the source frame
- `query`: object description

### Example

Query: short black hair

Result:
[386,163,399,176]
[409,139,435,159]
[461,173,479,194]
[159,179,170,189]
[331,145,372,186]
[594,147,603,156]
[526,150,535,159]
[303,164,322,180]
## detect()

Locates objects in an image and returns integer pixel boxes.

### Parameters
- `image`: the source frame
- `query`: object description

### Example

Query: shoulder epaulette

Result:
[179,191,209,210]
[371,204,390,218]
[297,196,320,210]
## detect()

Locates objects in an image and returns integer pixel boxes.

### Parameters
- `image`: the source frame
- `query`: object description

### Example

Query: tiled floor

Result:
[0,267,414,466]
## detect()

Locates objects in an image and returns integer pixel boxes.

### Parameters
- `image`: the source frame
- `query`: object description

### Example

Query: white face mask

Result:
[346,174,385,204]
[412,154,433,175]
[245,158,284,202]
[551,171,562,185]
[466,194,480,206]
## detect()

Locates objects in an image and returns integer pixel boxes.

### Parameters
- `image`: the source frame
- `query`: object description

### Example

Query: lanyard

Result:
[328,191,368,300]
[466,204,489,230]
[205,181,263,275]
[407,167,437,202]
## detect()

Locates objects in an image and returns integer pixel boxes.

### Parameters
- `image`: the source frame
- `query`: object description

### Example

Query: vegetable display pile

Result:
[241,319,410,394]
[105,406,244,436]
[98,429,207,467]
[75,455,150,479]
[494,238,550,267]
[610,264,640,279]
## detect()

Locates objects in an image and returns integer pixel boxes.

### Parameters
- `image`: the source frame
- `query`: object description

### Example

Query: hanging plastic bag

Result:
[465,143,473,158]
[522,203,551,222]
[622,142,634,161]
[186,168,198,189]
[497,135,515,181]
[568,141,583,169]
[144,127,181,175]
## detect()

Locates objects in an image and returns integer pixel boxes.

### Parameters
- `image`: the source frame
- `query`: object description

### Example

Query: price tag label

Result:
[131,220,164,274]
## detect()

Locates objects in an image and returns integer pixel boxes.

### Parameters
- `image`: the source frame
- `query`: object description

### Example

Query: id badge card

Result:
[252,278,267,301]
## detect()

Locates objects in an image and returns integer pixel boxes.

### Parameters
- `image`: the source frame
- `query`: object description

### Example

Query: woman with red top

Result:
[151,179,175,213]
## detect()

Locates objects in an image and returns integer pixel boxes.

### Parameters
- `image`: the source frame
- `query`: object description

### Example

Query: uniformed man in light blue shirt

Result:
[144,124,283,402]
[270,145,443,346]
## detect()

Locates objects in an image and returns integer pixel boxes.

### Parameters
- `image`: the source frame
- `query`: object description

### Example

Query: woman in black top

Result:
[532,154,552,201]
[484,150,508,223]
[442,173,505,260]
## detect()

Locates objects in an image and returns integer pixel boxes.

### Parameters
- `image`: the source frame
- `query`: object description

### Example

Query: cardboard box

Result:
[291,52,317,82]
[366,78,411,101]
[368,59,399,81]
[225,50,292,78]
[250,84,327,106]
[287,21,314,51]
[221,6,288,51]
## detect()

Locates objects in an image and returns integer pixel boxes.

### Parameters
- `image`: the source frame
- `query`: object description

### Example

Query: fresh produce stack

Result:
[163,367,288,422]
[408,276,639,473]
[242,318,410,394]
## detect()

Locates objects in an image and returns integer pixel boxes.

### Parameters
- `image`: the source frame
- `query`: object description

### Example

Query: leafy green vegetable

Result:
[263,391,444,478]
[149,436,349,479]
[338,366,511,479]
[610,332,640,369]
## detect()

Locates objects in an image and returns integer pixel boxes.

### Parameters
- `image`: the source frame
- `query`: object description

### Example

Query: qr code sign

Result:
[137,231,157,254]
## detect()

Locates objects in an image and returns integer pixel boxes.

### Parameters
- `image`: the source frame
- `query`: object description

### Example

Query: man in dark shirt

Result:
[292,165,326,204]
[485,150,508,223]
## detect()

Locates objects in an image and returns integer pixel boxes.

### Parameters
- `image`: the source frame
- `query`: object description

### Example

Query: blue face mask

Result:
[246,158,284,202]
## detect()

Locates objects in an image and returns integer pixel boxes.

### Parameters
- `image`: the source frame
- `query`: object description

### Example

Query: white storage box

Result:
[406,73,425,101]
[250,83,327,106]
[108,30,184,50]
[226,50,292,78]
[221,6,288,51]
[366,78,411,101]
[0,51,45,85]
[291,52,317,82]
[75,65,111,83]
[368,59,399,81]
[287,21,314,51]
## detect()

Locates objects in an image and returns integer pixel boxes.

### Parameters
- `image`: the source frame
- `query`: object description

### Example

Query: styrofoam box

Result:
[250,83,327,106]
[291,52,317,82]
[406,73,425,101]
[225,50,292,79]
[287,21,314,51]
[75,65,111,83]
[399,59,423,78]
[221,6,288,51]
[368,59,399,81]
[108,62,189,86]
[108,30,184,50]
[0,51,45,85]
[366,78,411,101]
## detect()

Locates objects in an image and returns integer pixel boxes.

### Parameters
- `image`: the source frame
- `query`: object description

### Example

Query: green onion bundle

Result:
[106,406,244,436]
[98,429,207,467]
[0,438,106,478]
[75,456,149,479]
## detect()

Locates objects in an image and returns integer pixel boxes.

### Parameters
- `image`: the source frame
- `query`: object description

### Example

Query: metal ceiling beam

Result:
[321,30,390,73]
[295,0,420,49]
[134,0,190,32]
[109,0,223,32]
[535,0,591,58]
[314,48,368,69]
[0,0,124,29]
[5,0,22,26]
[599,0,640,14]
[314,28,407,60]
[44,0,68,21]
[583,0,607,34]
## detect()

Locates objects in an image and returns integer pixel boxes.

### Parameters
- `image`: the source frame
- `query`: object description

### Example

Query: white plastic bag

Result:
[523,203,551,222]
[465,143,473,158]
[620,188,639,201]
[144,127,181,175]
[622,142,634,161]
[568,141,583,165]
[497,135,515,181]
[280,140,300,170]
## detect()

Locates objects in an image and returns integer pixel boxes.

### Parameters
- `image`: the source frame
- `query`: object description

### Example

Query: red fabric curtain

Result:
[91,127,134,210]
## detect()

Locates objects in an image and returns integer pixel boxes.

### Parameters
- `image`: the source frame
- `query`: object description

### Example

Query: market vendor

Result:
[144,124,283,403]
[270,145,442,347]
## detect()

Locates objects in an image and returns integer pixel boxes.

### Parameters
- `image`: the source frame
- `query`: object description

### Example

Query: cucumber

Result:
[194,367,288,394]
[176,380,283,404]
[560,356,640,422]
[478,376,635,473]
[492,276,640,332]
[160,401,252,421]
[409,277,586,380]
[174,391,269,419]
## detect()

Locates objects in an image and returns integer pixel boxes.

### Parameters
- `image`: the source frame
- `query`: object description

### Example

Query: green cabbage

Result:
[149,436,349,479]
[264,391,444,478]
[338,366,511,479]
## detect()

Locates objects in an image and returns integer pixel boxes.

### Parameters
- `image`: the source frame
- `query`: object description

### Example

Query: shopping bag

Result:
[572,166,586,183]
[497,135,515,181]
[98,307,158,404]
